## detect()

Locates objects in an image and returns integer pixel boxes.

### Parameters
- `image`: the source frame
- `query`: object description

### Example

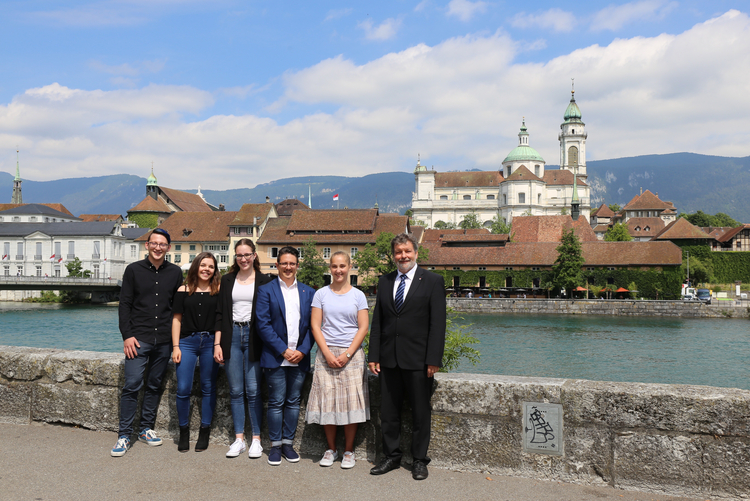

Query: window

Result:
[505,166,511,177]
[503,194,507,204]
[350,247,358,258]
[130,245,137,257]
[518,193,526,204]
[440,195,448,200]
[537,193,541,204]
[463,195,471,200]
[645,226,651,232]
[297,248,304,258]
[269,264,277,270]
[189,244,196,251]
[17,242,24,259]
[350,275,358,286]
[478,266,487,271]
[3,242,9,260]
[93,264,100,279]
[189,254,196,262]
[269,247,279,258]
[486,194,495,200]
[54,267,60,277]
[233,227,240,235]
[505,267,513,271]
[535,165,540,176]
[93,241,101,259]
[427,267,436,270]
[608,267,615,271]
[36,242,42,259]
[30,216,37,222]
[174,254,182,263]
[452,266,461,270]
[36,266,42,277]
[568,146,579,166]
[175,244,182,251]
[5,265,11,276]
[220,254,228,263]
[68,241,75,259]
[532,267,541,271]
[17,265,23,275]
[323,247,331,259]
[165,254,171,262]
[635,226,641,231]
[12,216,20,222]
[587,267,595,271]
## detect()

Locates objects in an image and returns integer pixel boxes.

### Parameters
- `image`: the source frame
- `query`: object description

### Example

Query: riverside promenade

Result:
[0,422,704,501]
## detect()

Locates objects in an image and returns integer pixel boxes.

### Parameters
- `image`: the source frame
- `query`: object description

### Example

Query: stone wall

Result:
[446,298,750,318]
[1,345,749,500]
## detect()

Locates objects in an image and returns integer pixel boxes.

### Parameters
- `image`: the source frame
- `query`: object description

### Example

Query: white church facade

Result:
[411,90,591,228]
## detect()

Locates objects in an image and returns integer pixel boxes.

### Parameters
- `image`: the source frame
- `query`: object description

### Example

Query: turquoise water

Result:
[1,303,749,390]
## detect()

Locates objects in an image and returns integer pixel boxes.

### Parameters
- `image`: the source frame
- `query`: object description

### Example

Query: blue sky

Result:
[2,0,750,191]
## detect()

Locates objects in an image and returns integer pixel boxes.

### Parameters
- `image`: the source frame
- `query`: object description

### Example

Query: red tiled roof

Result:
[0,203,74,216]
[231,203,274,225]
[594,203,615,218]
[592,224,610,233]
[258,212,407,245]
[422,240,682,267]
[441,234,509,243]
[159,187,213,212]
[652,217,712,240]
[504,165,542,182]
[511,215,598,243]
[275,199,309,217]
[287,209,378,232]
[135,211,238,242]
[716,224,750,243]
[79,214,123,222]
[422,229,490,241]
[623,190,673,211]
[410,226,425,243]
[128,196,172,213]
[626,217,665,238]
[541,169,587,186]
[435,171,503,188]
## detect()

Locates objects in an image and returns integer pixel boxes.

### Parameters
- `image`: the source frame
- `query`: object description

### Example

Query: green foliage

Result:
[440,309,481,372]
[604,222,633,241]
[66,257,91,278]
[490,213,512,235]
[128,213,159,229]
[552,228,584,296]
[458,210,483,230]
[589,284,603,298]
[434,220,457,230]
[627,281,638,299]
[24,291,62,303]
[560,207,569,215]
[708,252,750,283]
[296,238,327,288]
[683,254,712,284]
[608,203,622,212]
[354,232,396,286]
[678,210,740,228]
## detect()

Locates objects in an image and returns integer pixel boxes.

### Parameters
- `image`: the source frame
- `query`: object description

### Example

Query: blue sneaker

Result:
[281,444,300,463]
[138,429,163,447]
[111,436,130,457]
[268,446,282,466]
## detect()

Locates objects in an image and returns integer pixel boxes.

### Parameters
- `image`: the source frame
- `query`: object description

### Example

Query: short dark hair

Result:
[277,246,299,263]
[391,233,418,254]
[148,228,171,244]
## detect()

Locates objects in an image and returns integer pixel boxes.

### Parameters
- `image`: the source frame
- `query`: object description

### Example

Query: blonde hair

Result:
[330,251,351,265]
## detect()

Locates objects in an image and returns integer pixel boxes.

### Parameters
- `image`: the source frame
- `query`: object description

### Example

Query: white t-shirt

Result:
[232,281,254,322]
[279,278,301,367]
[312,286,369,348]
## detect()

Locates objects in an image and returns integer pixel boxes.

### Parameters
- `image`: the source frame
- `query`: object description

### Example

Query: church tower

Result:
[11,149,22,204]
[558,83,587,180]
[146,166,158,199]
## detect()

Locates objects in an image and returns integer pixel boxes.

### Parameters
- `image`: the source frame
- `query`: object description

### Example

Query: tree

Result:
[604,222,633,241]
[439,309,481,372]
[434,220,456,230]
[552,228,584,297]
[490,213,511,235]
[559,207,569,215]
[355,232,430,286]
[458,210,482,230]
[627,281,638,299]
[404,209,426,227]
[679,210,740,228]
[608,203,622,212]
[296,238,327,288]
[66,257,91,278]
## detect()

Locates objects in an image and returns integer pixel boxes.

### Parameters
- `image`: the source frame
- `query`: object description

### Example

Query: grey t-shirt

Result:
[312,286,369,347]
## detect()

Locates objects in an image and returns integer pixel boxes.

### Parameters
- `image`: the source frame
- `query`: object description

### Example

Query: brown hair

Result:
[390,233,419,254]
[330,250,351,265]
[185,252,220,296]
[230,238,261,274]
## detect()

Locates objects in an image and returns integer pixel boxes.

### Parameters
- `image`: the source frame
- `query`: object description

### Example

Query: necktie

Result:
[395,274,406,312]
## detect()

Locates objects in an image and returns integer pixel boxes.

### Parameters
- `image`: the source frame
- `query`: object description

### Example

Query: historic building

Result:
[411,89,591,228]
[590,189,678,240]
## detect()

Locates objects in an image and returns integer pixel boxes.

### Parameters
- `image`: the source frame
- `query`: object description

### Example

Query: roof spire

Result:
[14,148,21,181]
[11,147,23,204]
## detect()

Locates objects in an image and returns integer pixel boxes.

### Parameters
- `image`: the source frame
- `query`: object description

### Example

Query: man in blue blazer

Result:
[255,246,315,466]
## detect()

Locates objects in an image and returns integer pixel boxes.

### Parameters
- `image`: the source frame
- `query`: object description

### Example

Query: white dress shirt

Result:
[278,277,301,367]
[393,264,419,303]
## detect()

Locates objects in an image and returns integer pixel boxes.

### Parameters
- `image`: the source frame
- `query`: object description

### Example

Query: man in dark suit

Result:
[368,233,446,480]
[255,247,315,466]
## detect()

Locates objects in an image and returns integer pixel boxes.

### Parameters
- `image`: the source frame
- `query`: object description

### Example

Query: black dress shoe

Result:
[412,460,429,480]
[370,457,401,475]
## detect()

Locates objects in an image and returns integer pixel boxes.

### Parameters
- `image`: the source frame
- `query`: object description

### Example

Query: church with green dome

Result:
[411,89,591,228]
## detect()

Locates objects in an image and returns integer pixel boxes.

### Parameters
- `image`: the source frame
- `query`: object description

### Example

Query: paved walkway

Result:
[0,423,706,501]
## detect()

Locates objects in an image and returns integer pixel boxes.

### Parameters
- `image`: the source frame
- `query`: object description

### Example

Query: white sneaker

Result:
[341,451,355,469]
[320,449,338,467]
[226,438,247,458]
[248,439,263,458]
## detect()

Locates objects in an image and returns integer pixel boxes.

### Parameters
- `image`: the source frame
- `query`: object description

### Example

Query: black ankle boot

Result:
[195,426,210,452]
[178,426,190,452]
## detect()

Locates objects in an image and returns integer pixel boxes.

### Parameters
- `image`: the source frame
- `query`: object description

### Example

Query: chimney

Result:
[265,196,270,203]
[253,216,258,226]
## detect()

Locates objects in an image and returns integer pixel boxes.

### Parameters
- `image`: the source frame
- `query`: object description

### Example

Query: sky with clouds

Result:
[2,0,750,190]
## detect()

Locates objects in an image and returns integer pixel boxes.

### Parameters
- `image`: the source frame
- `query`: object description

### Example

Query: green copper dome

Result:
[146,168,158,186]
[503,145,545,163]
[563,92,583,123]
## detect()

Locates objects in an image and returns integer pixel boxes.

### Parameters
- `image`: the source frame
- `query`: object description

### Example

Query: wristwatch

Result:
[346,352,351,359]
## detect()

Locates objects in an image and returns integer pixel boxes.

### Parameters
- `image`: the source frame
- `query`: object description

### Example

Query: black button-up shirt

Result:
[118,258,183,345]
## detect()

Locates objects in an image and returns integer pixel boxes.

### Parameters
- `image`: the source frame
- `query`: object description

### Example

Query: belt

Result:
[233,321,251,326]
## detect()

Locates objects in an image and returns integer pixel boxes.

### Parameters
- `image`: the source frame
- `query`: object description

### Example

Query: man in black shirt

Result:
[111,228,183,457]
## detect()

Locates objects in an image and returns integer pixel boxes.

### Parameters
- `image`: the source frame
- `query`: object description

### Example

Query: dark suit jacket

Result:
[369,266,447,370]
[255,278,315,372]
[214,271,273,362]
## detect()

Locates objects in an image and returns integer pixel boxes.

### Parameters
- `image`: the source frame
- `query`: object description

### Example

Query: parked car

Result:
[682,293,697,302]
[696,289,712,305]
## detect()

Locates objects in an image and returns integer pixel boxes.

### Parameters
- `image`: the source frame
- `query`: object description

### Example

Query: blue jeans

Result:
[175,332,219,428]
[118,340,171,437]
[224,324,263,436]
[265,365,306,446]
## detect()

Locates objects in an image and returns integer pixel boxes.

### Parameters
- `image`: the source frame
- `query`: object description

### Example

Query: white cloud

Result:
[511,8,577,33]
[591,0,678,32]
[3,10,750,190]
[324,8,352,21]
[358,17,402,41]
[446,0,488,22]
[89,59,167,86]
[414,0,430,12]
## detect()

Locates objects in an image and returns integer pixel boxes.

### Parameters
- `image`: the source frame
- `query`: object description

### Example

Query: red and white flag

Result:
[57,257,63,263]
[1,254,7,261]
[50,254,56,261]
[333,194,339,201]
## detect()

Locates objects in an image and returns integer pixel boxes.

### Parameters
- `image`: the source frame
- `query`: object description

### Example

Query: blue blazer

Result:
[255,278,315,371]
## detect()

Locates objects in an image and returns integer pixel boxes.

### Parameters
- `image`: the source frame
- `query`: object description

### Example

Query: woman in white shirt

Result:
[306,251,370,469]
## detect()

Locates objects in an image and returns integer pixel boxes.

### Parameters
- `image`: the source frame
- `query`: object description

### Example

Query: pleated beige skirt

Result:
[306,346,370,425]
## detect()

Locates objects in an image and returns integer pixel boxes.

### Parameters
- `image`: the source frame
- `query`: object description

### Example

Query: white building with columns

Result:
[411,90,591,228]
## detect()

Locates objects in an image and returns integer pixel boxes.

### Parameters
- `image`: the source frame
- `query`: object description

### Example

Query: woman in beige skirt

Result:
[306,251,370,469]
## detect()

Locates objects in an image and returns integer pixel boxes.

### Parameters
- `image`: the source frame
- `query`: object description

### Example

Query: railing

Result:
[15,255,23,260]
[67,254,76,260]
[0,276,120,286]
[92,254,100,260]
[34,255,43,261]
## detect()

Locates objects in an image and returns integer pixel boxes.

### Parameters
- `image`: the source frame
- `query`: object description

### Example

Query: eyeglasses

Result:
[278,262,297,268]
[236,253,255,261]
[148,242,169,249]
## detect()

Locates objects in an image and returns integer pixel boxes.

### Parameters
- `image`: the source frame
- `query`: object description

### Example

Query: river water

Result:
[1,302,748,390]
